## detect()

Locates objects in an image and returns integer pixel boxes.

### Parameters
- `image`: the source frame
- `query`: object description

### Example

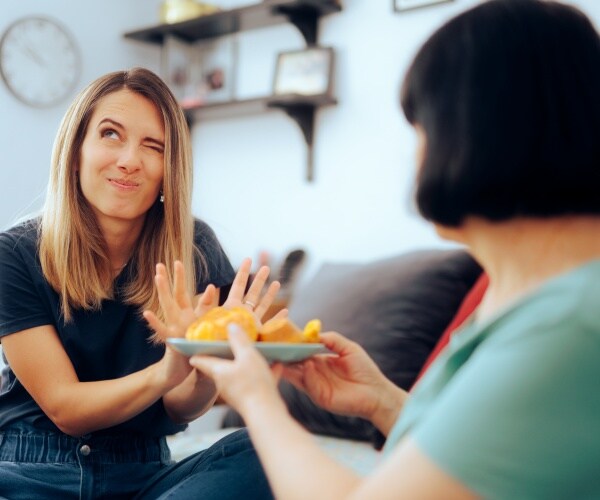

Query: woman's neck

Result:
[99,219,144,272]
[462,216,600,322]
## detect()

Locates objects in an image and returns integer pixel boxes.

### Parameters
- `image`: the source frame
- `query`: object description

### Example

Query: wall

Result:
[2,0,600,282]
[0,1,161,225]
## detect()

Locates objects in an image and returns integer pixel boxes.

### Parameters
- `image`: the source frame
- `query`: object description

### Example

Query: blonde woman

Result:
[0,68,276,499]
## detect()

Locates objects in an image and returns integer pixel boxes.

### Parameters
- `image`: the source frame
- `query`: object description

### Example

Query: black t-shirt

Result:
[0,217,235,437]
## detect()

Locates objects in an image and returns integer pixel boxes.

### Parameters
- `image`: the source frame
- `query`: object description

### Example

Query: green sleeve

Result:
[411,318,600,500]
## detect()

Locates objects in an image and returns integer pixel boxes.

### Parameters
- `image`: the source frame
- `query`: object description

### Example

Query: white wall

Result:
[2,0,599,282]
[0,1,162,226]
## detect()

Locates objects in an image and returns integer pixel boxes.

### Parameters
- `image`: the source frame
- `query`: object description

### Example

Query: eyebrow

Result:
[97,118,165,148]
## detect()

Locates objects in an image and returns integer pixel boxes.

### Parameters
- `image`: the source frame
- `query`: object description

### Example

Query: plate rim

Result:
[167,338,326,349]
[166,338,329,361]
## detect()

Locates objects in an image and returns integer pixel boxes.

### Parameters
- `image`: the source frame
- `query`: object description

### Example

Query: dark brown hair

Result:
[402,0,600,226]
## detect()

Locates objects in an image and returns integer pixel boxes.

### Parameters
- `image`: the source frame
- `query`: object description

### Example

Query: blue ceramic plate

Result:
[167,338,330,363]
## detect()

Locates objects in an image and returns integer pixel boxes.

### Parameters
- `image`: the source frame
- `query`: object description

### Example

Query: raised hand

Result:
[143,261,208,388]
[144,258,284,342]
[143,261,215,340]
[222,257,284,325]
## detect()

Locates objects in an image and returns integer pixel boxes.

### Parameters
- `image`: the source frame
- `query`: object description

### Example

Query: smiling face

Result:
[78,88,165,234]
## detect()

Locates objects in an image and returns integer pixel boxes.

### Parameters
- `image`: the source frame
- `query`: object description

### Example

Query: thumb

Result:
[190,355,227,378]
[318,331,355,356]
[227,324,253,358]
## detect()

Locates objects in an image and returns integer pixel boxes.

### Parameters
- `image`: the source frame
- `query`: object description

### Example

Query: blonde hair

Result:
[40,67,204,325]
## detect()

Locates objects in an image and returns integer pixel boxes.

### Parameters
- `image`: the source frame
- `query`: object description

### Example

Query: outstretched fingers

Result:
[172,260,192,310]
[224,258,282,321]
[227,258,253,304]
[149,261,204,339]
[252,280,280,320]
[154,263,177,325]
[194,284,218,316]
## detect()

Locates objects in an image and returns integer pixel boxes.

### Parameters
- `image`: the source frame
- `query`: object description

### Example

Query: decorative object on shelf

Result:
[124,0,342,182]
[192,36,237,105]
[163,34,192,103]
[393,0,454,12]
[159,0,221,24]
[162,34,237,108]
[273,47,334,97]
[0,16,81,107]
[126,1,342,47]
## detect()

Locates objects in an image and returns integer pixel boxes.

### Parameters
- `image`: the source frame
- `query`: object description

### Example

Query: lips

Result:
[109,177,140,188]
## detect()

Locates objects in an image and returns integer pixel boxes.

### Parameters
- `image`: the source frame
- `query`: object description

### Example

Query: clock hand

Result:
[21,43,47,67]
[13,30,47,67]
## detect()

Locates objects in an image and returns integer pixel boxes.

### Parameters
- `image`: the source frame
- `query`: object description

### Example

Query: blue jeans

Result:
[0,423,273,499]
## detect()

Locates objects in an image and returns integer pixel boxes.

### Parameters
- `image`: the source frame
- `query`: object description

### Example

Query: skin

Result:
[1,258,280,437]
[168,126,600,498]
[78,89,165,271]
[2,89,281,437]
[159,127,479,499]
[185,214,600,499]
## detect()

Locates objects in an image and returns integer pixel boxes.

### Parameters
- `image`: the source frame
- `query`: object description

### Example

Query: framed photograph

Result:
[162,34,237,109]
[394,0,453,12]
[272,47,334,97]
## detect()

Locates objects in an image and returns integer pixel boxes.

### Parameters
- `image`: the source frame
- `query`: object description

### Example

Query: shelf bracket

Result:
[271,103,316,181]
[271,5,319,45]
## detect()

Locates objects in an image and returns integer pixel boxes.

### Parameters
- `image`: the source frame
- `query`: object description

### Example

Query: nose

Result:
[116,144,142,173]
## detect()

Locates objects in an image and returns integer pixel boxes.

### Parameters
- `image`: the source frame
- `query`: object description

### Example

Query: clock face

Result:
[0,16,82,107]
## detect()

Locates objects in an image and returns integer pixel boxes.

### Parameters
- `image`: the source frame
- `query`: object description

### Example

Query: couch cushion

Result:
[222,249,483,448]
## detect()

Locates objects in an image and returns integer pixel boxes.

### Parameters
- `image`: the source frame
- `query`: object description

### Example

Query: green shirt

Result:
[385,260,600,499]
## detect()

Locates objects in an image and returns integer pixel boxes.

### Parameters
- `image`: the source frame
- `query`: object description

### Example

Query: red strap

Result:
[412,273,489,387]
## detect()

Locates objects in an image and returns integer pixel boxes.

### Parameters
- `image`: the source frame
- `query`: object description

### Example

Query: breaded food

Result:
[184,307,321,343]
[185,306,258,341]
[258,317,304,343]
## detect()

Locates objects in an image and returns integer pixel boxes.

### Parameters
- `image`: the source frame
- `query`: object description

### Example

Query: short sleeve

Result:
[410,321,600,499]
[0,226,54,338]
[193,219,235,293]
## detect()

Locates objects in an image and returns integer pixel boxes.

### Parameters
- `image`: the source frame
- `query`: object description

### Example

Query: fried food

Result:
[258,317,304,343]
[185,306,258,341]
[184,306,321,343]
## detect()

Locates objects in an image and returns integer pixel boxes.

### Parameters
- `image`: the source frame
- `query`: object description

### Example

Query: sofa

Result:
[167,248,484,473]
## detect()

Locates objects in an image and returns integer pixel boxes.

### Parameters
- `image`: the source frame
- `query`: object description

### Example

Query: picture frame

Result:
[272,46,334,97]
[162,34,237,109]
[393,0,453,12]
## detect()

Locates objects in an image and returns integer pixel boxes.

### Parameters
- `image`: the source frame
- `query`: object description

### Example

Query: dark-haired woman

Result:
[157,1,600,498]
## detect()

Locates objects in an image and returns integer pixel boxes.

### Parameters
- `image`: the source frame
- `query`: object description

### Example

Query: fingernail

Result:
[227,324,242,337]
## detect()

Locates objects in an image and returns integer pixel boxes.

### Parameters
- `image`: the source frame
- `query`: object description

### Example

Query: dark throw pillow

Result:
[222,249,482,448]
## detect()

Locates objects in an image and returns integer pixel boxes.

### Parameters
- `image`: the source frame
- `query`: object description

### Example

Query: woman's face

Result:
[78,89,165,232]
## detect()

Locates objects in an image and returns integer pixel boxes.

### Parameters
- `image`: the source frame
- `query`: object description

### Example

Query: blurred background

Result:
[2,0,599,284]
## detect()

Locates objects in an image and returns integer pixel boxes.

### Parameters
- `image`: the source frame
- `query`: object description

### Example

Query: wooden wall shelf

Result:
[123,0,341,181]
[182,94,337,181]
[124,0,341,46]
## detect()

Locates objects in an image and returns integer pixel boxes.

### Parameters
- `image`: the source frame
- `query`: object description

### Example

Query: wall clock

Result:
[0,16,82,107]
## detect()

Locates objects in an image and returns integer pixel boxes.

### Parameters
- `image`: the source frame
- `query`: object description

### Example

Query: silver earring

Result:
[159,191,164,203]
